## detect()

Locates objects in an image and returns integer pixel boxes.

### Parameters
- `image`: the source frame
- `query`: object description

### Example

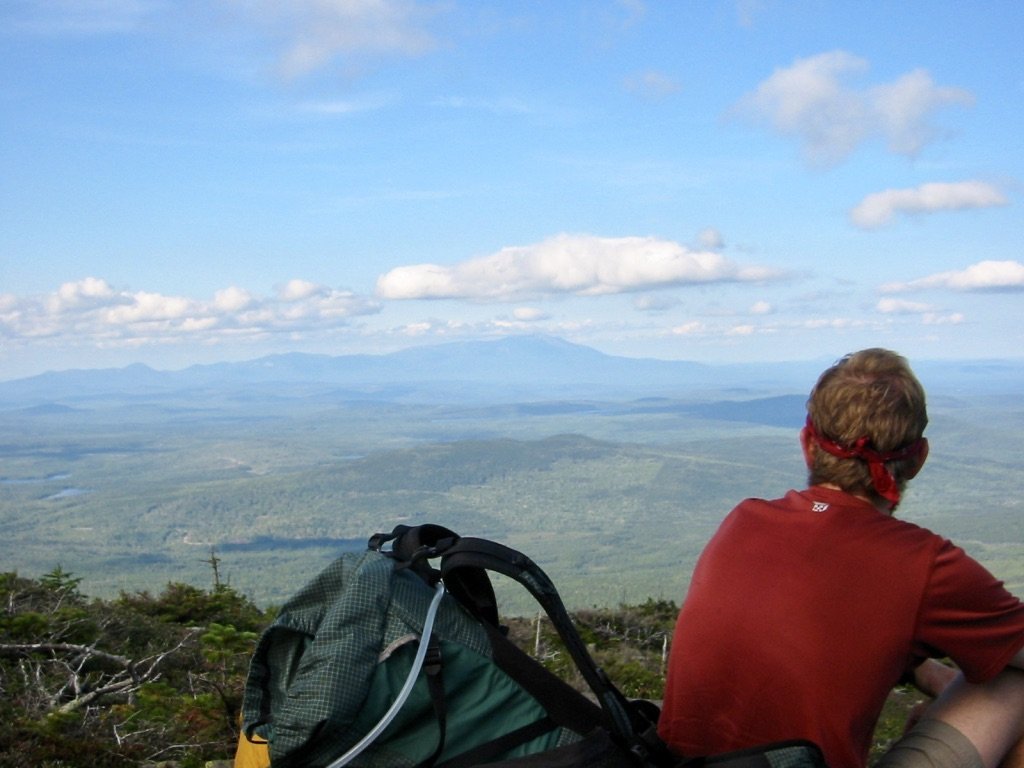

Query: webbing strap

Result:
[684,740,826,768]
[413,636,447,768]
[435,716,559,768]
[481,619,604,735]
[438,538,636,742]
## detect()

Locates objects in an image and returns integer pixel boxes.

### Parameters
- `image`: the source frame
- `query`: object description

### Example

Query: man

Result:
[658,349,1024,768]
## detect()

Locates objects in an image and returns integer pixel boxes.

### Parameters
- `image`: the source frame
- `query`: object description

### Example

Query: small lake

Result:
[44,488,91,499]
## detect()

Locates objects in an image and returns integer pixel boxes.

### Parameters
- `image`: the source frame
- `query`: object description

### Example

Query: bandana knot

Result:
[805,416,925,505]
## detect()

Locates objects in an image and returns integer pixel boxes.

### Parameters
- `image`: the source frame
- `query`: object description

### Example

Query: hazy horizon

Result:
[5,333,1024,388]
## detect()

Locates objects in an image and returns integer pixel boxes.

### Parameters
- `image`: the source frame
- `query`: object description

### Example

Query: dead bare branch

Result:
[0,629,201,714]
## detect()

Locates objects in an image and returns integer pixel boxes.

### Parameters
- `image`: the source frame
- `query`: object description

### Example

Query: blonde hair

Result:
[806,348,928,499]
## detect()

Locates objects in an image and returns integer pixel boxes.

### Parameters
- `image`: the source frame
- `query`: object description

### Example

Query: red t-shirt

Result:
[658,486,1024,768]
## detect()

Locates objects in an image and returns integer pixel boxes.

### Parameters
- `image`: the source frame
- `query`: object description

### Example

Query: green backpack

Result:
[240,524,670,767]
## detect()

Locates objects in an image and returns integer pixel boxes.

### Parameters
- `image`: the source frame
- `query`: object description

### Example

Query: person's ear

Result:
[800,426,815,469]
[904,438,929,480]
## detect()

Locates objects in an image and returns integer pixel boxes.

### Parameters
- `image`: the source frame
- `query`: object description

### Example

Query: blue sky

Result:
[1,0,1022,380]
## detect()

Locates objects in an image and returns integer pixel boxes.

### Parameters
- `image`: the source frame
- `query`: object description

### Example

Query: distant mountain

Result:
[174,336,725,389]
[1,335,1022,409]
[0,336,720,406]
[174,336,660,386]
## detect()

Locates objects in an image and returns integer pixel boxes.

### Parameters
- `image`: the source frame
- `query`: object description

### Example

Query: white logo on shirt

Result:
[812,502,829,512]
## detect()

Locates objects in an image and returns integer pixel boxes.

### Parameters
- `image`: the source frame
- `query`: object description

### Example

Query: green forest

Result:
[4,389,1023,613]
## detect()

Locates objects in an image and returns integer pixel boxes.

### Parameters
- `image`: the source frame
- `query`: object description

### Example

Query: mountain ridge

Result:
[2,335,1023,407]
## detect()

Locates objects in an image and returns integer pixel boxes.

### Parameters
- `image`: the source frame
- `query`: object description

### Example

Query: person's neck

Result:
[816,483,895,516]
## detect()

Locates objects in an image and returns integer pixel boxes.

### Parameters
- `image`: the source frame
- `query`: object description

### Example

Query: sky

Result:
[1,0,1022,380]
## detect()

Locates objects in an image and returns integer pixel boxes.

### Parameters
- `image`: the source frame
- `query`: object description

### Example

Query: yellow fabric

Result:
[233,731,270,768]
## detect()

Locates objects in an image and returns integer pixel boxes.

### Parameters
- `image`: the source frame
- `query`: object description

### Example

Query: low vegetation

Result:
[2,568,922,767]
[1,567,263,767]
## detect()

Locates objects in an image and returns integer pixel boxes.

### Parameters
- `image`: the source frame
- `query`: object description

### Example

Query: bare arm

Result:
[912,658,959,698]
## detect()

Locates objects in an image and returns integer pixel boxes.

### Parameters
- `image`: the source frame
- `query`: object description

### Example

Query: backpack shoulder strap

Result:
[440,544,630,737]
[436,537,665,761]
[370,527,676,767]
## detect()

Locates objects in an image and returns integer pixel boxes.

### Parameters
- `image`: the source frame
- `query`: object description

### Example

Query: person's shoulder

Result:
[856,508,953,564]
[736,487,863,514]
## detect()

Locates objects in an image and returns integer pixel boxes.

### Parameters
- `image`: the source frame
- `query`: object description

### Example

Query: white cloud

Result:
[882,260,1024,293]
[736,50,869,166]
[375,233,781,301]
[749,300,773,315]
[0,278,380,350]
[922,312,965,325]
[633,294,679,312]
[400,321,435,337]
[849,181,1007,229]
[48,277,120,312]
[391,318,479,339]
[872,301,964,326]
[278,278,323,301]
[670,321,705,336]
[103,291,194,323]
[800,317,872,330]
[512,307,549,321]
[876,298,934,314]
[214,286,254,311]
[733,51,973,166]
[869,69,973,155]
[181,316,219,332]
[233,0,442,78]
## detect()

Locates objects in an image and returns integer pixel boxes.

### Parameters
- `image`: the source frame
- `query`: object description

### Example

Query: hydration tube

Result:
[325,580,446,768]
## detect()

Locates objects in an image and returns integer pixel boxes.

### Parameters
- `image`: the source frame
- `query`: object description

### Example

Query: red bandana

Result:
[805,416,926,505]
